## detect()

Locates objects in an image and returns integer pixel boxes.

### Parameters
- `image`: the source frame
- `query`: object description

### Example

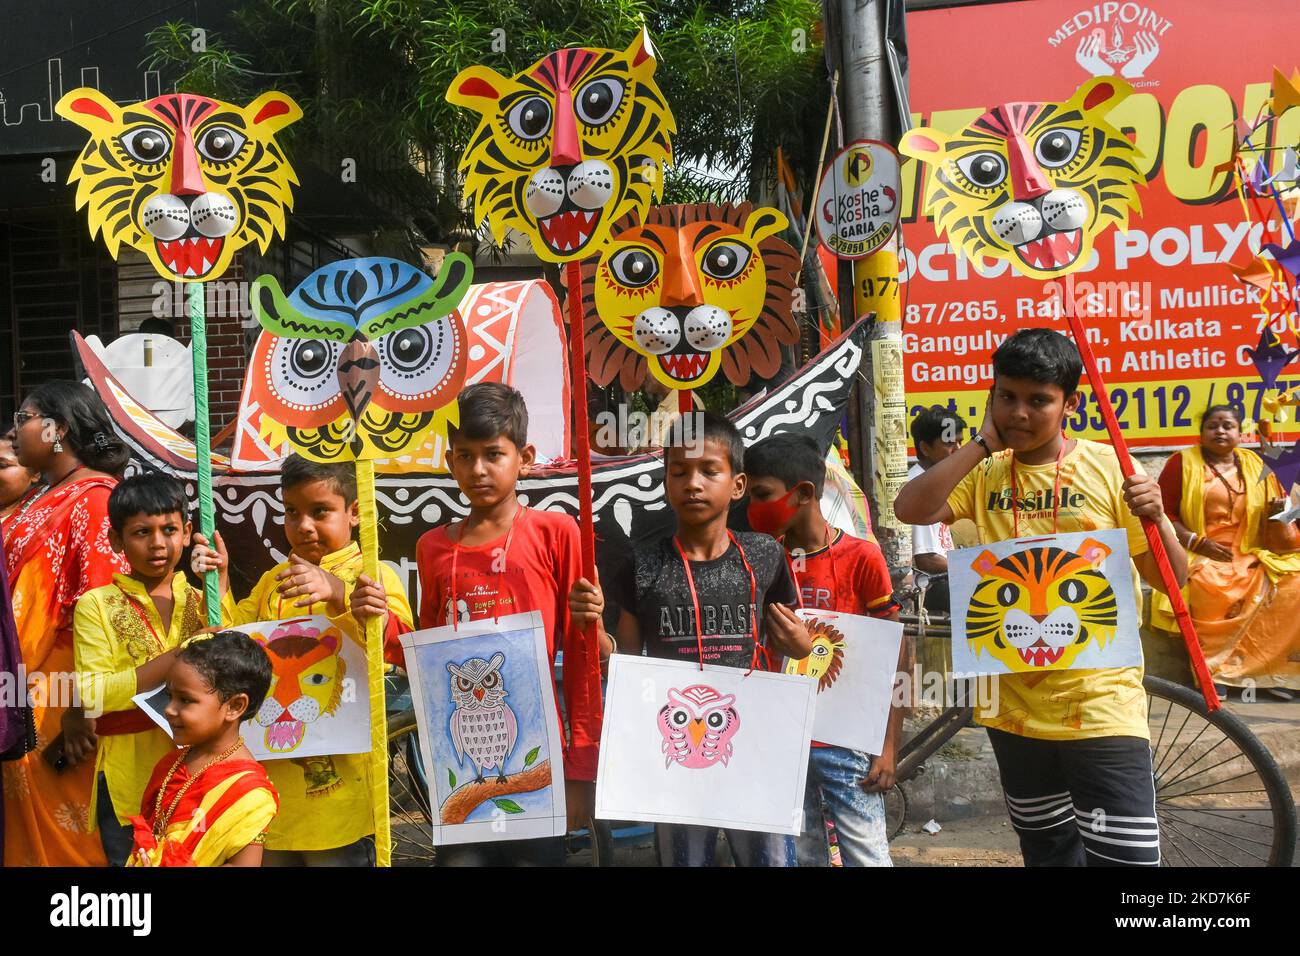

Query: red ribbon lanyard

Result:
[449,506,525,630]
[672,530,759,673]
[1010,437,1068,538]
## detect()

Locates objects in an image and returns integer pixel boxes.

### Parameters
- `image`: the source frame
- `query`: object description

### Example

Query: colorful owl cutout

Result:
[447,28,676,263]
[55,88,302,282]
[447,652,518,785]
[250,255,473,462]
[899,77,1143,280]
[584,203,801,391]
[783,619,845,692]
[657,684,740,770]
[965,538,1119,672]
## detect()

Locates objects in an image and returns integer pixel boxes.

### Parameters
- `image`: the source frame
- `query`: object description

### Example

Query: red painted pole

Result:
[564,260,598,590]
[1063,274,1220,711]
[678,388,693,415]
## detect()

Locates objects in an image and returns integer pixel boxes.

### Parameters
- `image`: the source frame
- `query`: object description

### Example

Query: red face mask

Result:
[747,487,801,536]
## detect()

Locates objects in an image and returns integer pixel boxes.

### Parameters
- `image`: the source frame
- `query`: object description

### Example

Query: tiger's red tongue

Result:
[157,236,223,279]
[1019,644,1065,667]
[1016,229,1081,271]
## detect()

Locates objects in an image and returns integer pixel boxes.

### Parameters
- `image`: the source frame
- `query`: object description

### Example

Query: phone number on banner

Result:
[908,378,1300,446]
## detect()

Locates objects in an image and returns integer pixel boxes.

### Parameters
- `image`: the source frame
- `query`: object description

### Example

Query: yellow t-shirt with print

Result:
[73,573,209,828]
[947,439,1149,741]
[227,541,413,852]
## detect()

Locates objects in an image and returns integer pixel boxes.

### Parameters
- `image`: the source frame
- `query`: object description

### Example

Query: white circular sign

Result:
[815,139,901,260]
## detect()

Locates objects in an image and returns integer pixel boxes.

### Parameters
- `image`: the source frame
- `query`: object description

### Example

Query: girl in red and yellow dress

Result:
[129,632,278,867]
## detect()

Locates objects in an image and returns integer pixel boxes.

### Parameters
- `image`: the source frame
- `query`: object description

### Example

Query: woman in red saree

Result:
[2,382,131,866]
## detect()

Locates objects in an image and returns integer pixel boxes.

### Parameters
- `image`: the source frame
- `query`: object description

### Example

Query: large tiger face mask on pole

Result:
[447,29,676,263]
[55,88,302,282]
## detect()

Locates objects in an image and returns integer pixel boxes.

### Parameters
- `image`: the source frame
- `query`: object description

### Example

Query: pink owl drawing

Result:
[657,685,740,769]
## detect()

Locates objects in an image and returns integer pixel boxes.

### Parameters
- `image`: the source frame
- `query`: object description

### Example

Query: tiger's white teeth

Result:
[200,257,212,273]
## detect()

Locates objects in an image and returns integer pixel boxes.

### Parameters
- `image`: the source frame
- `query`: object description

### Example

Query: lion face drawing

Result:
[783,618,845,692]
[55,88,302,282]
[447,29,675,263]
[584,202,800,391]
[965,538,1119,672]
[251,619,347,753]
[898,77,1142,279]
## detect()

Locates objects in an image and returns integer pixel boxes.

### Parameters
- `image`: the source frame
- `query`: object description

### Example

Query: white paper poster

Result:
[233,616,371,761]
[596,655,816,836]
[948,528,1141,677]
[784,610,903,754]
[400,611,567,845]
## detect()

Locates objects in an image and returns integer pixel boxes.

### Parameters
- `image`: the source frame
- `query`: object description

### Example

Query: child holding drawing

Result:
[415,382,606,866]
[894,328,1187,867]
[745,433,903,867]
[192,454,413,866]
[606,411,812,866]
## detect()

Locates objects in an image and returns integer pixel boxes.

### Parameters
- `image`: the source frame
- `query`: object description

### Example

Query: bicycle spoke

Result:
[1153,719,1217,787]
[1154,805,1275,828]
[1150,693,1174,757]
[1153,811,1274,852]
[1160,768,1265,801]
[1158,816,1242,866]
[1158,732,1245,791]
[1153,706,1196,779]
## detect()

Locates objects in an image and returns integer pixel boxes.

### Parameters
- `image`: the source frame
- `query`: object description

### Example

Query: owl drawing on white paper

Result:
[657,684,740,770]
[448,653,517,783]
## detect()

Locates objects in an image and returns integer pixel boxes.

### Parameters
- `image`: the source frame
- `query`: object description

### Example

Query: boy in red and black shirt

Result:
[747,434,902,867]
[415,383,605,866]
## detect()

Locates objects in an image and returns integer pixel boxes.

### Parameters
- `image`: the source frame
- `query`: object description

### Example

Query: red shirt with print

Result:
[415,508,602,782]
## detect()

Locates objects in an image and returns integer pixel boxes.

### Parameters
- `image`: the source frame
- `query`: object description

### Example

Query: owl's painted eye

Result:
[456,676,473,692]
[268,337,343,412]
[997,583,1020,607]
[670,708,690,727]
[196,126,246,162]
[609,247,659,288]
[707,711,726,729]
[507,96,552,142]
[811,643,830,657]
[376,320,460,402]
[1058,578,1088,603]
[120,127,172,164]
[481,672,499,688]
[575,78,624,126]
[700,241,751,281]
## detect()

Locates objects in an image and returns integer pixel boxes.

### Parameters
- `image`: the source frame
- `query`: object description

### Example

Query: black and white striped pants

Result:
[987,728,1160,866]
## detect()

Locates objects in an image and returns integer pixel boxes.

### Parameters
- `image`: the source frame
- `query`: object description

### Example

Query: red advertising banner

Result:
[901,0,1300,448]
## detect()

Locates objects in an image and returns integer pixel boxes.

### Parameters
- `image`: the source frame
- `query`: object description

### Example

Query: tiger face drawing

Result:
[583,203,800,391]
[55,88,302,282]
[447,29,675,263]
[965,538,1119,672]
[250,619,347,754]
[783,618,845,692]
[898,77,1142,279]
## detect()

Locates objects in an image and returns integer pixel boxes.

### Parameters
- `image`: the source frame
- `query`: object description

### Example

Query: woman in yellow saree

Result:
[1154,405,1300,699]
[2,382,131,866]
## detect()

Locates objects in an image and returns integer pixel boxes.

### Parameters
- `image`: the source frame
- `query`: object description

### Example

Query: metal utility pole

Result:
[830,0,912,573]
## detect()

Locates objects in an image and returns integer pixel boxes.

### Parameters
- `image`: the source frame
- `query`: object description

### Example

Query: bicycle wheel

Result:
[884,785,908,842]
[1144,675,1296,867]
[387,708,436,866]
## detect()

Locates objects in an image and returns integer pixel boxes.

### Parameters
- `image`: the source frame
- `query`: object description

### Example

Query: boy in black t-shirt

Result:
[607,411,811,866]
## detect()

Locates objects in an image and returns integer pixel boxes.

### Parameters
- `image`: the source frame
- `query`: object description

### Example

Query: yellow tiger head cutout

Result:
[447,29,675,262]
[55,88,302,282]
[966,538,1118,672]
[584,203,800,391]
[783,618,845,692]
[899,77,1142,279]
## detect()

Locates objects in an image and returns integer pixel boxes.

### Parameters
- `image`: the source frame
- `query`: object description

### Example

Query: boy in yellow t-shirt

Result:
[895,329,1188,867]
[72,472,215,866]
[193,454,412,866]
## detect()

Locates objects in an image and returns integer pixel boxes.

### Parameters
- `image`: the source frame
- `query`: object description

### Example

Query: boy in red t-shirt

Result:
[415,382,605,866]
[746,434,902,867]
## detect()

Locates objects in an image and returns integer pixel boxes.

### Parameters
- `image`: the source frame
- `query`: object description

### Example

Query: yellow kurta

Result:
[73,573,208,829]
[1152,447,1300,689]
[947,439,1150,741]
[227,541,412,851]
